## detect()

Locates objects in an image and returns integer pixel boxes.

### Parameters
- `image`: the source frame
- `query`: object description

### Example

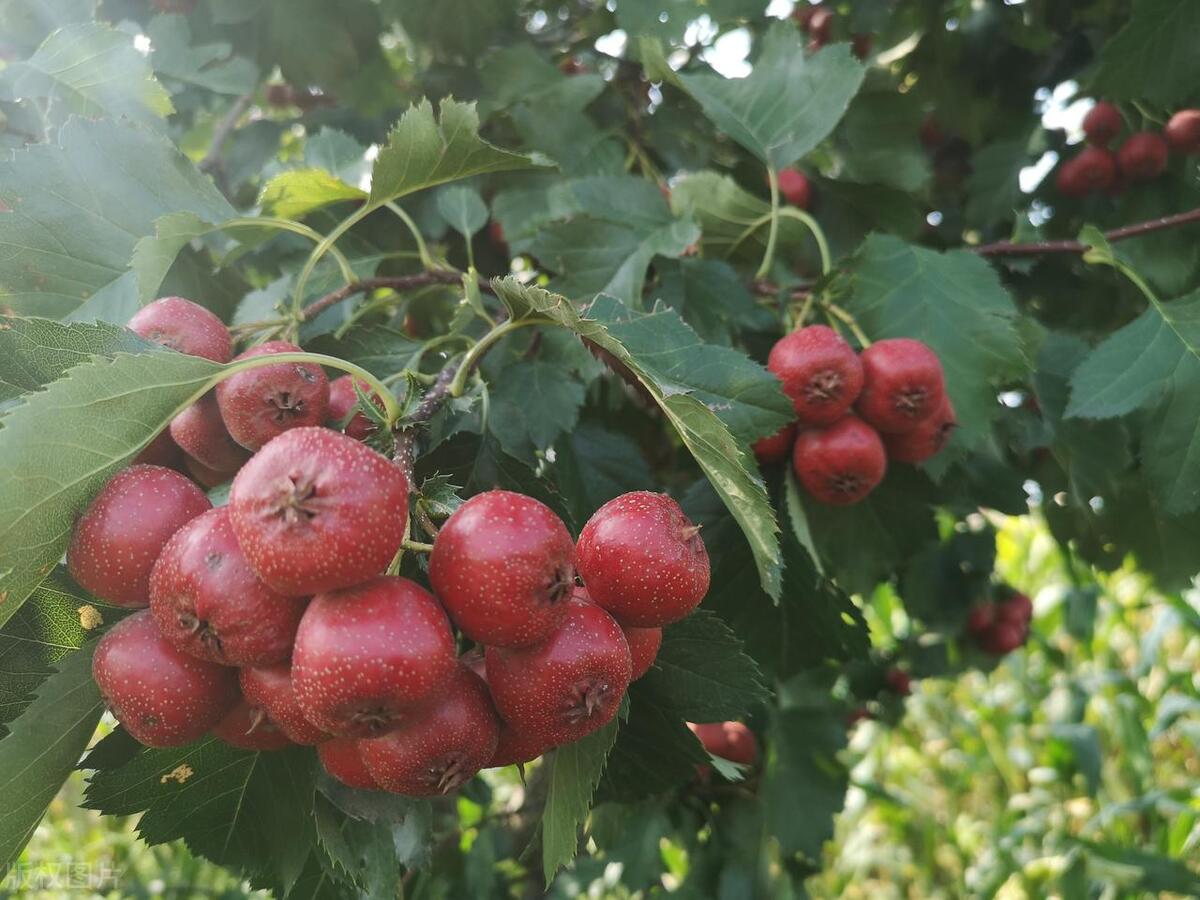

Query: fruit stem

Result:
[402,539,434,553]
[227,216,358,286]
[792,292,816,331]
[755,167,782,279]
[292,201,374,314]
[824,303,872,348]
[384,202,438,271]
[447,316,552,397]
[776,207,832,275]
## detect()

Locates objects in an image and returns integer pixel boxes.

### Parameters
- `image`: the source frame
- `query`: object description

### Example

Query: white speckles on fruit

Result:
[217,341,330,450]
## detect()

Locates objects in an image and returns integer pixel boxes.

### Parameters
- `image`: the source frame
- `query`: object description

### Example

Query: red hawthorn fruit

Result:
[980,621,1025,655]
[133,429,185,470]
[216,341,330,451]
[776,167,811,209]
[1082,101,1122,147]
[558,57,587,75]
[460,650,552,768]
[1069,146,1118,193]
[1165,109,1200,155]
[767,326,865,426]
[792,416,887,505]
[149,507,306,667]
[792,4,816,28]
[753,423,798,465]
[688,721,758,766]
[326,375,385,441]
[228,427,409,596]
[622,624,663,681]
[807,6,834,42]
[485,597,632,746]
[170,393,251,473]
[240,664,330,745]
[1055,157,1089,199]
[806,37,825,54]
[997,592,1034,626]
[128,297,232,363]
[965,602,996,636]
[292,576,458,738]
[213,699,294,751]
[884,668,912,696]
[489,220,507,248]
[360,667,500,796]
[883,395,957,464]
[429,490,576,647]
[319,737,380,790]
[1116,132,1169,181]
[855,338,946,434]
[93,610,238,747]
[67,464,211,607]
[184,455,238,490]
[576,491,710,627]
[852,33,873,60]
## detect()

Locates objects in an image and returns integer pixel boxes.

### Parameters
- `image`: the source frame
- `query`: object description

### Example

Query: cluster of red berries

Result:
[757,326,954,505]
[1056,102,1200,198]
[966,591,1033,656]
[71,300,712,796]
[792,4,872,59]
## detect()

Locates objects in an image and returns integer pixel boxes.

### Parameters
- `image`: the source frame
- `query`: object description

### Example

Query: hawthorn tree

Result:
[1,0,1199,896]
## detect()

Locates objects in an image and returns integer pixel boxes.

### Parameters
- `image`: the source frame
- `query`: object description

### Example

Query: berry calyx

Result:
[149,507,306,667]
[1082,101,1122,146]
[213,699,294,751]
[228,427,409,596]
[127,296,231,363]
[485,597,632,746]
[622,623,663,681]
[576,491,710,627]
[792,415,887,505]
[1165,109,1200,155]
[67,464,211,607]
[1116,132,1169,181]
[855,338,946,433]
[753,423,798,465]
[216,341,330,451]
[883,395,957,464]
[767,326,865,426]
[170,393,251,473]
[318,737,380,790]
[326,375,385,441]
[93,610,238,747]
[776,167,811,208]
[359,667,500,796]
[292,576,458,738]
[429,490,576,647]
[240,664,330,745]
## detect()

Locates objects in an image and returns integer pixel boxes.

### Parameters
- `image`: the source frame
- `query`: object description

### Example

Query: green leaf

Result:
[486,359,586,462]
[598,692,707,802]
[837,91,930,192]
[840,234,1029,457]
[0,643,103,874]
[131,212,222,305]
[553,422,655,528]
[541,717,619,882]
[678,27,865,170]
[146,14,259,94]
[964,139,1030,227]
[510,101,626,178]
[305,326,423,379]
[654,257,771,345]
[1066,290,1200,514]
[640,611,771,721]
[0,23,173,127]
[0,0,95,55]
[1073,839,1200,895]
[478,44,606,116]
[1091,0,1200,107]
[0,345,221,627]
[313,794,402,898]
[368,98,541,208]
[0,117,234,320]
[260,170,367,220]
[385,0,518,61]
[493,278,783,598]
[84,740,319,892]
[436,185,488,239]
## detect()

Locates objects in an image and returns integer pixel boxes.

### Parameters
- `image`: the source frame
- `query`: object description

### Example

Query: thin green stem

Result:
[793,292,816,330]
[728,212,773,257]
[227,216,358,287]
[447,317,550,397]
[402,540,434,553]
[776,207,832,275]
[825,302,872,348]
[755,167,781,279]
[385,202,437,270]
[292,203,375,315]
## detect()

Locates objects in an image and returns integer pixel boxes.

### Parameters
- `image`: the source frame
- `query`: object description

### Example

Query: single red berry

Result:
[768,326,865,426]
[128,296,231,363]
[1055,157,1089,199]
[1164,109,1200,155]
[776,167,811,209]
[980,621,1025,655]
[326,375,385,441]
[855,338,946,434]
[93,610,238,747]
[622,623,663,681]
[170,393,251,473]
[965,602,996,636]
[845,707,873,727]
[884,668,912,696]
[576,491,710,627]
[184,455,238,490]
[67,465,211,607]
[688,721,728,756]
[558,57,587,75]
[460,650,552,768]
[753,423,798,465]
[997,592,1034,626]
[360,666,500,796]
[792,416,887,505]
[1070,146,1118,193]
[851,33,873,60]
[719,722,759,765]
[134,430,185,470]
[489,220,506,248]
[1117,132,1169,181]
[213,699,294,751]
[216,341,330,451]
[807,6,834,42]
[239,664,330,745]
[485,597,632,746]
[883,395,957,464]
[228,427,409,596]
[292,575,458,738]
[1082,101,1122,146]
[429,490,576,647]
[319,737,380,790]
[150,507,306,667]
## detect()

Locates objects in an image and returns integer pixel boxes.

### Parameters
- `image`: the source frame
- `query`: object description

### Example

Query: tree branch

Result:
[972,207,1200,257]
[198,92,255,174]
[299,272,496,322]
